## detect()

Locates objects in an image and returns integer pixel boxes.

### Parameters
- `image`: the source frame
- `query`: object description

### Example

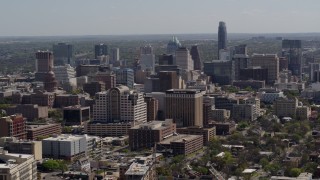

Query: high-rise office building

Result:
[282,40,302,76]
[95,43,108,59]
[159,54,174,65]
[190,45,201,70]
[234,44,248,55]
[140,45,153,55]
[53,43,73,66]
[53,64,76,85]
[158,71,179,92]
[93,85,147,124]
[251,54,279,84]
[95,71,116,90]
[218,21,227,57]
[114,68,134,89]
[175,47,194,71]
[144,95,159,122]
[139,45,155,72]
[167,36,181,54]
[111,48,120,62]
[233,54,250,80]
[35,51,58,92]
[165,89,203,128]
[203,60,234,85]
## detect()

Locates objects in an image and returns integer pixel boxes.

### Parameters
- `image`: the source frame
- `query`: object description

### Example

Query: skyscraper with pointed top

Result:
[218,21,227,57]
[167,36,182,55]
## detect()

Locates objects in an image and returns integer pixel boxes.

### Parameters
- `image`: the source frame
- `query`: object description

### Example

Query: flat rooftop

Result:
[159,134,200,145]
[43,134,85,141]
[125,162,149,176]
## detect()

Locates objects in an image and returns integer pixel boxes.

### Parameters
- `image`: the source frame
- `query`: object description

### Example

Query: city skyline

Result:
[1,0,320,36]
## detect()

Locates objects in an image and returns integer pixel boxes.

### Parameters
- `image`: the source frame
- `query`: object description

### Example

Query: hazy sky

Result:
[1,0,320,36]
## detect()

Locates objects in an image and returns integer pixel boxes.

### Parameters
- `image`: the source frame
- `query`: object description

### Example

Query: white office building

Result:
[53,64,76,85]
[93,85,147,125]
[0,149,37,180]
[175,47,194,71]
[42,134,87,160]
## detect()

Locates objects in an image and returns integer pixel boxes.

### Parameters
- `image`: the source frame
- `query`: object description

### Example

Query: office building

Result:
[232,80,265,90]
[34,51,58,92]
[3,104,48,121]
[0,114,26,139]
[251,54,279,84]
[144,95,159,122]
[54,94,80,108]
[279,57,288,71]
[42,134,87,160]
[233,54,250,80]
[203,60,234,85]
[83,81,105,96]
[159,54,174,65]
[212,109,230,122]
[140,53,155,72]
[175,47,194,71]
[239,66,268,82]
[218,21,227,57]
[26,123,61,140]
[215,96,238,111]
[63,106,90,126]
[76,65,100,77]
[190,45,201,70]
[114,68,134,89]
[158,134,203,155]
[53,43,73,66]
[274,98,298,118]
[165,89,203,128]
[176,126,215,145]
[158,71,179,92]
[232,104,256,122]
[111,48,120,62]
[95,44,108,59]
[53,64,76,85]
[282,40,302,76]
[85,122,132,137]
[0,138,42,160]
[234,44,248,55]
[93,85,147,124]
[128,119,176,150]
[167,36,181,55]
[95,71,116,90]
[0,149,37,180]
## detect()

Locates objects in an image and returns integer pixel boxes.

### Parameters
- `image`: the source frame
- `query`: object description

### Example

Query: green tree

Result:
[42,160,60,171]
[289,168,302,177]
[259,158,269,168]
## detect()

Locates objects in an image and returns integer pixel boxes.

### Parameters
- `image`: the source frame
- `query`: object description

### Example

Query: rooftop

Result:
[125,162,149,176]
[159,134,201,145]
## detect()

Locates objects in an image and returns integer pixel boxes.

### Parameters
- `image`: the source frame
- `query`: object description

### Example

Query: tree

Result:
[289,168,302,177]
[259,158,269,168]
[42,160,60,171]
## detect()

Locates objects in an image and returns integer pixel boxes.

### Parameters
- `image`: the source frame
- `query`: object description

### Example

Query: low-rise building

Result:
[176,126,215,145]
[212,109,230,122]
[274,98,298,118]
[0,149,37,180]
[129,119,176,150]
[0,114,26,139]
[63,106,90,126]
[0,137,42,160]
[42,134,87,161]
[26,123,61,140]
[4,104,48,121]
[296,106,311,120]
[85,122,132,137]
[158,134,203,155]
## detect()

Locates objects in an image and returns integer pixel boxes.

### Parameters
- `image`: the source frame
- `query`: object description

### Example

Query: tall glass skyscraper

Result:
[218,21,227,57]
